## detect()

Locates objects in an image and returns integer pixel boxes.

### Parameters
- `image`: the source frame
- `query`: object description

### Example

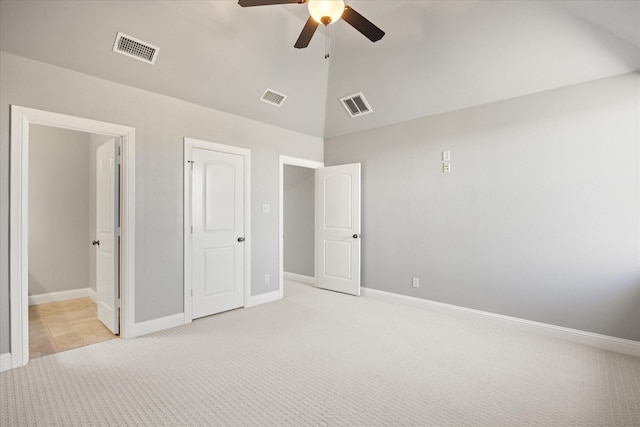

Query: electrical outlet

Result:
[412,277,419,288]
[443,163,451,173]
[264,274,270,284]
[262,204,270,213]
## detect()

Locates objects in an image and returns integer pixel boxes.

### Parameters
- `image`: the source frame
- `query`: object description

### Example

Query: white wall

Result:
[325,71,640,341]
[28,125,91,296]
[283,165,314,277]
[0,51,323,354]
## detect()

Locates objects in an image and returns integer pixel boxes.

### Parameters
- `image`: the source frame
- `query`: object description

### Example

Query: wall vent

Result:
[340,92,373,118]
[113,32,159,65]
[260,89,287,107]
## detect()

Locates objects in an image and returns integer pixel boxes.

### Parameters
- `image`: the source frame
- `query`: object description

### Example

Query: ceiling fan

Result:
[238,0,385,49]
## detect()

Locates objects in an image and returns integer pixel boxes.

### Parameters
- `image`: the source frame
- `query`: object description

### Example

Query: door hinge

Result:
[191,225,193,234]
[191,289,193,298]
[116,298,121,308]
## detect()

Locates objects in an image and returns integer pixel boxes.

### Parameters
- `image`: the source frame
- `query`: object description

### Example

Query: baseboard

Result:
[28,288,90,306]
[245,290,281,308]
[361,287,640,358]
[88,288,97,303]
[0,353,12,372]
[131,313,185,338]
[283,272,315,286]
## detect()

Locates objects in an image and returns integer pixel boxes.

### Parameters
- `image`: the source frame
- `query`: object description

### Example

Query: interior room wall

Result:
[28,125,91,296]
[325,71,640,341]
[283,165,315,277]
[0,51,323,354]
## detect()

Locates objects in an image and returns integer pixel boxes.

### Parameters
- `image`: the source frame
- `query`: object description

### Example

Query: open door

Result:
[95,138,119,334]
[316,163,361,296]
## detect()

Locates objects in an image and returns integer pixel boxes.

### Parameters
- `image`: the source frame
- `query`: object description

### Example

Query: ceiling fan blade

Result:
[238,0,305,7]
[294,17,319,49]
[341,6,385,42]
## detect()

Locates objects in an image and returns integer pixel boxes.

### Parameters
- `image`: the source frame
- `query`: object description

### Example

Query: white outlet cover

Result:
[443,163,451,173]
[263,204,270,213]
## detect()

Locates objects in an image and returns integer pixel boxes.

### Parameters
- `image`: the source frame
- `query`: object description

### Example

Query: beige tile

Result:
[53,333,87,352]
[37,297,95,315]
[28,297,116,358]
[29,335,57,359]
[29,305,43,320]
[44,308,96,326]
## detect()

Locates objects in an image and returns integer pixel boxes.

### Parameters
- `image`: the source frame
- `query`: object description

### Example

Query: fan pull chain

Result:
[325,24,331,59]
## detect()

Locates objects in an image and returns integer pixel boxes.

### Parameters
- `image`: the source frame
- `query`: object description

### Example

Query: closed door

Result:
[95,138,119,334]
[316,163,361,296]
[191,147,245,318]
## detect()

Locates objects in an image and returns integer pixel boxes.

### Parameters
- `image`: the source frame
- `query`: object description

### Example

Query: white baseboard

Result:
[245,290,281,308]
[88,288,97,303]
[131,313,185,338]
[283,272,315,286]
[28,288,90,306]
[0,353,12,372]
[361,287,640,358]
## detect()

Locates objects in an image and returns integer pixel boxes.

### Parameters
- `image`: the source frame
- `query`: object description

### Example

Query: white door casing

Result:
[185,139,250,320]
[9,105,135,370]
[95,139,119,334]
[316,163,361,296]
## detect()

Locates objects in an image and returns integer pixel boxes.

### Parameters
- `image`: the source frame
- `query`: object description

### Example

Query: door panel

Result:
[96,138,119,334]
[316,163,361,296]
[192,147,245,318]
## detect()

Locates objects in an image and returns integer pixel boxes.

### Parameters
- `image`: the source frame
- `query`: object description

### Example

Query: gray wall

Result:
[0,51,323,354]
[283,165,315,277]
[28,125,90,296]
[325,72,640,341]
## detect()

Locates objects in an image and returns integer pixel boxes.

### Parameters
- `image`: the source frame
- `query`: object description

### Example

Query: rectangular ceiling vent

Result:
[260,89,287,107]
[113,32,159,65]
[340,92,373,118]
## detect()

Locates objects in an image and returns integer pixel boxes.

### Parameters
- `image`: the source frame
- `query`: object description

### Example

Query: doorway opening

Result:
[9,105,135,370]
[278,156,323,298]
[27,125,118,358]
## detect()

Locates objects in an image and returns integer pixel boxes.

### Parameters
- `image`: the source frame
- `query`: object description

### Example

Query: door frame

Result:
[9,105,136,369]
[278,156,323,298]
[183,137,251,323]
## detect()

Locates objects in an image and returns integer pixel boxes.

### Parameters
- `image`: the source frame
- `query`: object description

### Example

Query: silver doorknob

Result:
[237,237,245,242]
[92,240,100,246]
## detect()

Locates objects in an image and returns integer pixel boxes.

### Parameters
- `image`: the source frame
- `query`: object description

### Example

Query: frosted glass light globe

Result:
[307,0,345,25]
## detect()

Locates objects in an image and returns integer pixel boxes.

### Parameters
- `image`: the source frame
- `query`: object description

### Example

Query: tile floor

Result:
[29,297,116,359]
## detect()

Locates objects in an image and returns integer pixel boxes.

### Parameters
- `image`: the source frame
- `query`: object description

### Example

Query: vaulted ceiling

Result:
[1,0,638,139]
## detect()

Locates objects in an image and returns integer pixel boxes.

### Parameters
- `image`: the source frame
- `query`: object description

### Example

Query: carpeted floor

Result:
[2,280,639,426]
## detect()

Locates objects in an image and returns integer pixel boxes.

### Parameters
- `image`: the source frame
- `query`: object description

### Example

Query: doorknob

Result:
[353,234,360,239]
[237,237,245,242]
[92,240,100,246]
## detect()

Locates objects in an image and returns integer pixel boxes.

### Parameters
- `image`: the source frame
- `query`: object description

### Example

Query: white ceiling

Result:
[1,0,638,139]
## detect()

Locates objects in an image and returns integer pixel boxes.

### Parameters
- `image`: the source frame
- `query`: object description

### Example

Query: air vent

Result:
[113,32,159,65]
[260,89,287,107]
[340,92,373,118]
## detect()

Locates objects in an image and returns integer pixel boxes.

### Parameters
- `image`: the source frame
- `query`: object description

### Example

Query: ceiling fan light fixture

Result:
[308,0,345,25]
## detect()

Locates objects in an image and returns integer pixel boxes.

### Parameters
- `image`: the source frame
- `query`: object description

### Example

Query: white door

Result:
[316,163,361,296]
[191,147,245,318]
[95,139,119,334]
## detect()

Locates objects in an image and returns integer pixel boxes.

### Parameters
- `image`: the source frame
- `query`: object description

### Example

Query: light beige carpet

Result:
[2,280,639,426]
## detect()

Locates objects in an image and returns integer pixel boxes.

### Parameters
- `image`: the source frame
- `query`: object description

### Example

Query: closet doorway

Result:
[9,105,136,369]
[27,125,117,358]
